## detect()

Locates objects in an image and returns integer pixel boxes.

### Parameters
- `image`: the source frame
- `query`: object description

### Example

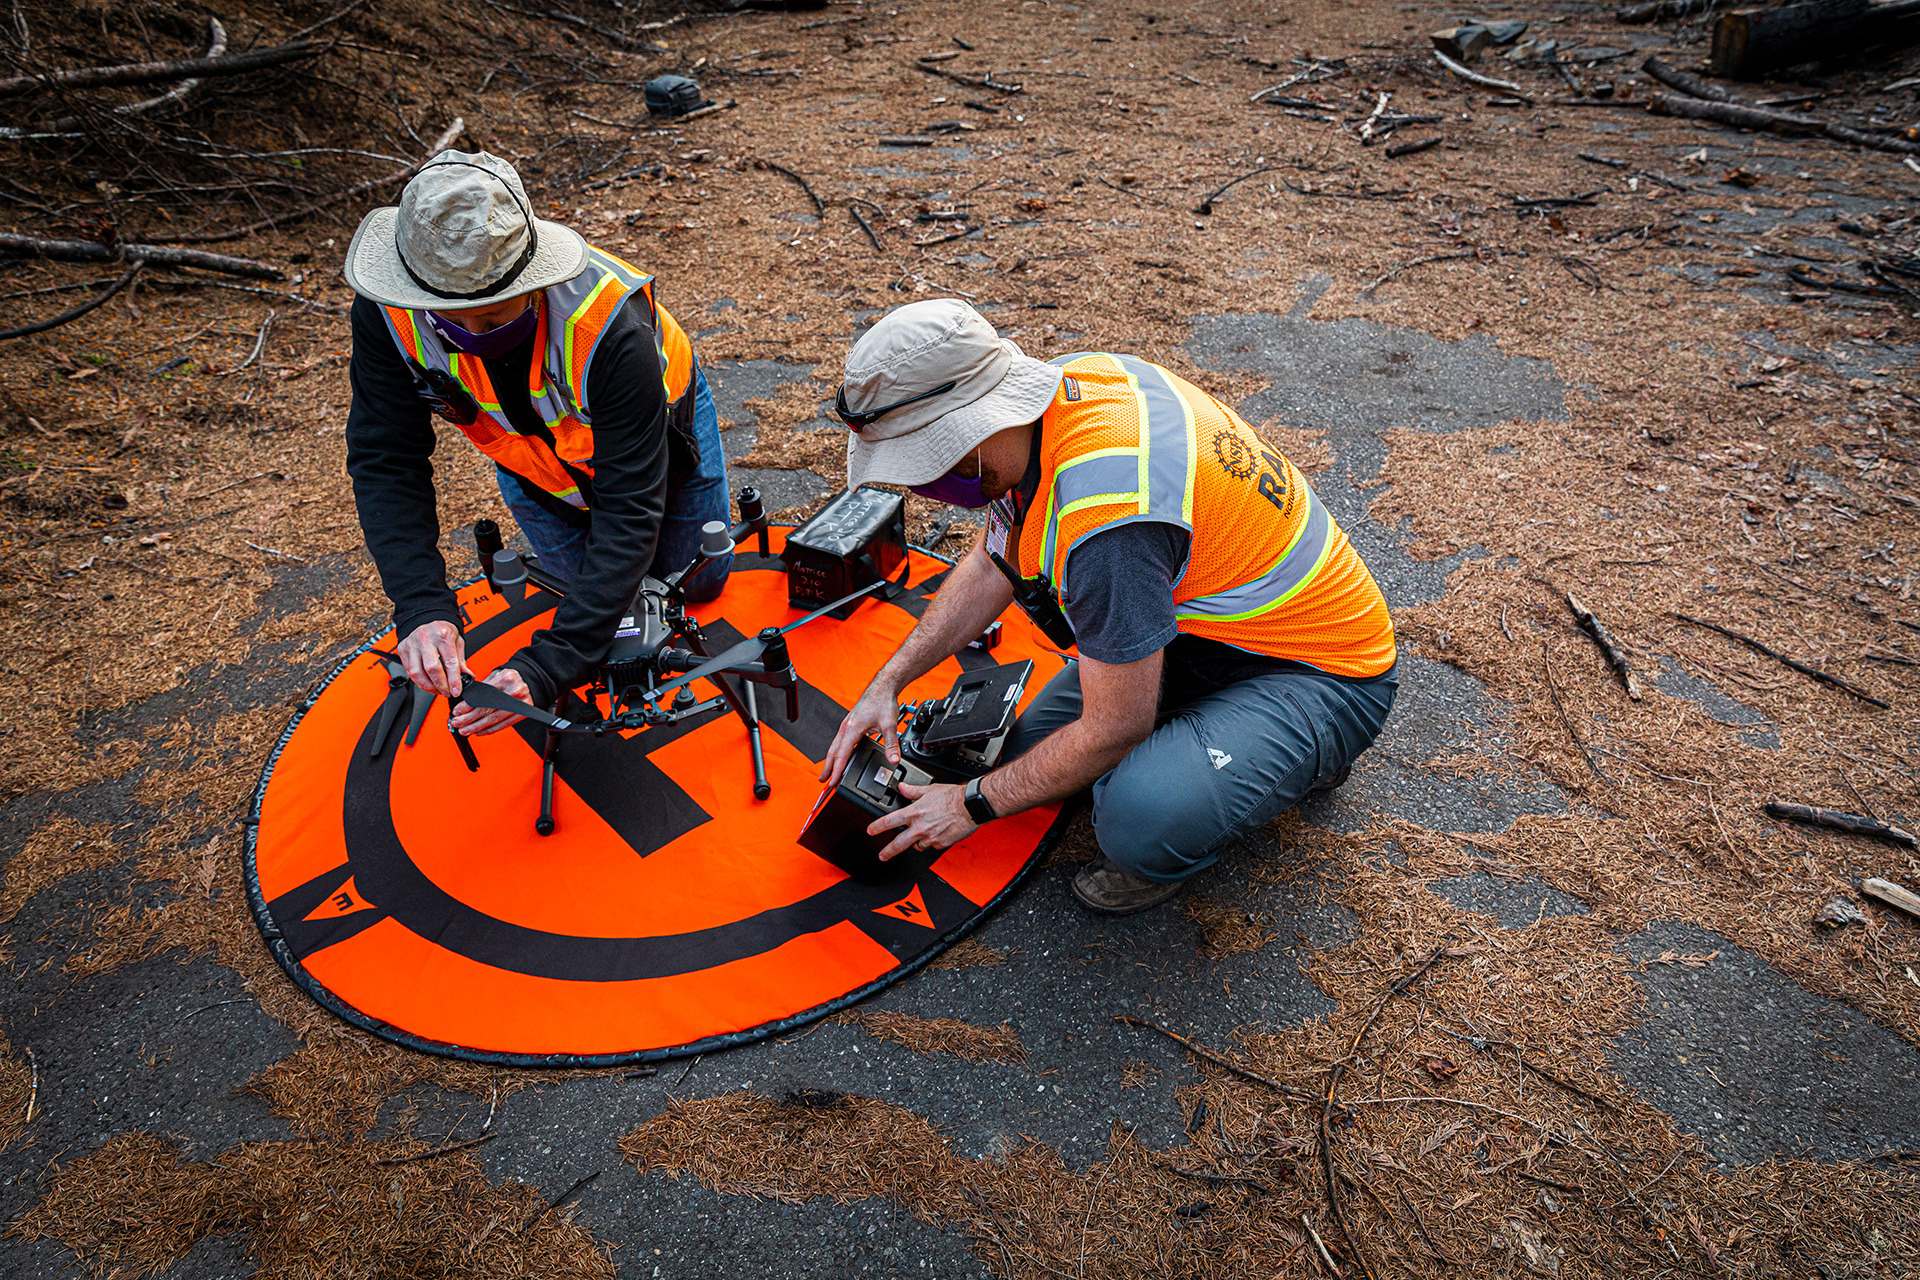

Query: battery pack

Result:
[798,737,929,883]
[781,487,908,619]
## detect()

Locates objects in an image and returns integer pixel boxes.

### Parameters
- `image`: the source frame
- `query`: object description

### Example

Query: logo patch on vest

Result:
[1061,375,1081,402]
[1211,429,1258,480]
[1207,748,1233,771]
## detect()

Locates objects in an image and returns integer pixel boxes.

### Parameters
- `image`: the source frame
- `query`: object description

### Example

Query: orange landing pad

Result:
[245,536,1070,1065]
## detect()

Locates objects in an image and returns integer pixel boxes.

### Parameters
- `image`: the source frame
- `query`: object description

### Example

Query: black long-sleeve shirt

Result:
[345,292,695,708]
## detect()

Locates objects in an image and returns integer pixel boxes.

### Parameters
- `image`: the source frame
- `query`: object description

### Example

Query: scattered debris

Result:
[1431,26,1494,63]
[1813,897,1867,928]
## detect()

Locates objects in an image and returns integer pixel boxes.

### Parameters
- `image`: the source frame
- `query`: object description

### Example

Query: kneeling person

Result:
[343,151,733,734]
[820,301,1397,914]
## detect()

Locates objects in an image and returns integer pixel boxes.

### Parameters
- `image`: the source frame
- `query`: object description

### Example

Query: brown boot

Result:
[1070,856,1184,916]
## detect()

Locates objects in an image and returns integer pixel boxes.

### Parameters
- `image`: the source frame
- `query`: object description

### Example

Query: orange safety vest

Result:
[1014,353,1396,679]
[381,246,694,509]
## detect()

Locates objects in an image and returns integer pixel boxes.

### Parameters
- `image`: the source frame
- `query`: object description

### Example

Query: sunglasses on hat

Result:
[834,380,957,430]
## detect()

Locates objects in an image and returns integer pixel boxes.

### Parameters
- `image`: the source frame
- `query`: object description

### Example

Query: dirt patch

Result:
[0,818,118,923]
[8,1130,614,1280]
[832,1010,1027,1066]
[924,936,1010,971]
[1182,894,1278,959]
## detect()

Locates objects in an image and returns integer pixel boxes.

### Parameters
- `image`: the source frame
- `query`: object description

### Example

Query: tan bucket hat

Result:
[343,150,588,311]
[840,300,1064,490]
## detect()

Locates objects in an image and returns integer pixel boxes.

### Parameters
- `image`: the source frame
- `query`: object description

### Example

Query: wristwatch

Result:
[962,775,999,825]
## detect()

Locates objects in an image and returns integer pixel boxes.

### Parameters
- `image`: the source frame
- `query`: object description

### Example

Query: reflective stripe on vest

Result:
[381,246,691,509]
[1174,487,1332,623]
[1038,352,1196,585]
[1018,352,1393,679]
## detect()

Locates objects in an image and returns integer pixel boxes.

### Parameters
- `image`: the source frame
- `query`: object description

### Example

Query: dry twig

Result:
[1675,614,1889,709]
[1565,590,1643,699]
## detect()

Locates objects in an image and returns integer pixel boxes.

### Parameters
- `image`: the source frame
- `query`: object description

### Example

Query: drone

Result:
[368,486,906,836]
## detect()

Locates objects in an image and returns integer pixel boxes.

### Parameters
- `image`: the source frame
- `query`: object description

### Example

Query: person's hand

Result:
[450,666,533,736]
[868,781,976,863]
[397,620,466,698]
[819,680,903,787]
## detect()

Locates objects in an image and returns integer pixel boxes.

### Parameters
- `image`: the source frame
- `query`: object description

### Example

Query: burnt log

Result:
[1711,0,1920,79]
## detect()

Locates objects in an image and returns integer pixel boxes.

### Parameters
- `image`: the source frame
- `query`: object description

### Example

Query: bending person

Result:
[342,150,731,735]
[820,300,1397,915]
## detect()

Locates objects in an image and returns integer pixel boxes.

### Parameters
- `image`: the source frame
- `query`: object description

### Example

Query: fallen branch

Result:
[1113,1015,1319,1102]
[849,200,884,253]
[246,541,305,562]
[373,1132,497,1166]
[1863,876,1920,919]
[911,61,1022,93]
[675,97,736,122]
[1765,802,1917,847]
[1641,54,1733,102]
[517,1170,598,1234]
[1432,49,1529,97]
[1542,641,1607,781]
[1566,590,1643,699]
[0,263,141,340]
[1358,249,1522,297]
[148,116,464,246]
[1358,91,1391,144]
[1194,166,1284,215]
[1648,91,1920,154]
[749,157,824,216]
[5,15,233,136]
[1674,613,1889,708]
[0,233,282,279]
[0,38,324,98]
[218,310,276,376]
[1384,135,1441,158]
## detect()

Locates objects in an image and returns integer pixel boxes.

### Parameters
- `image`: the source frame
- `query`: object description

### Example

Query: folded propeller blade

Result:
[402,682,437,746]
[454,679,583,732]
[369,685,409,759]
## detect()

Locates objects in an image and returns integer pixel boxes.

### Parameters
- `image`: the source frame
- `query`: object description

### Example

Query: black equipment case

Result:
[781,487,908,620]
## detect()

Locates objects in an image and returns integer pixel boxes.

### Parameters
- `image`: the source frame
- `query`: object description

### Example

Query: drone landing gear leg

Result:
[681,630,772,800]
[741,680,770,801]
[536,702,561,836]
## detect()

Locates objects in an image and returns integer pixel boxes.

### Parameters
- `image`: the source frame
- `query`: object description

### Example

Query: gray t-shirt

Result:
[1061,522,1189,664]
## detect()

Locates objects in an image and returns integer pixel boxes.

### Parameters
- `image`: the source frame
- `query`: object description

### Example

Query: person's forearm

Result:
[869,535,1013,696]
[979,714,1137,815]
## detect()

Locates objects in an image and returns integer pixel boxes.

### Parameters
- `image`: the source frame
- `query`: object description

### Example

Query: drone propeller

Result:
[453,680,588,733]
[642,564,911,709]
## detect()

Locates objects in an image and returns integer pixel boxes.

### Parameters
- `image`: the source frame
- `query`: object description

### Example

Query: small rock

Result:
[1431,25,1493,61]
[1482,19,1529,43]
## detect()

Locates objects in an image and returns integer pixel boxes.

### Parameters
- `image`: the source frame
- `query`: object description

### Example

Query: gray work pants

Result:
[1002,660,1398,883]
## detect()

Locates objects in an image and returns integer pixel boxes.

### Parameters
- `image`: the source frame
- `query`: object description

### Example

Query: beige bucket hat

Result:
[840,299,1064,490]
[344,150,588,311]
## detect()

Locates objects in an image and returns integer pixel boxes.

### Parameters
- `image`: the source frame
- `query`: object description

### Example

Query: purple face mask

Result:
[909,455,990,509]
[429,301,538,359]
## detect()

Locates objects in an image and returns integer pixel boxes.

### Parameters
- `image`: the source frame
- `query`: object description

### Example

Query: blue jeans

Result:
[497,363,732,603]
[1003,660,1398,883]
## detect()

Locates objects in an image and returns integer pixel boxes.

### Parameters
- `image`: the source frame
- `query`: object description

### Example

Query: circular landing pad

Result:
[246,536,1069,1065]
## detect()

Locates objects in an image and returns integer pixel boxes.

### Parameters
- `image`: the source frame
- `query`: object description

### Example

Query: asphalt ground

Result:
[1,294,1917,1277]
